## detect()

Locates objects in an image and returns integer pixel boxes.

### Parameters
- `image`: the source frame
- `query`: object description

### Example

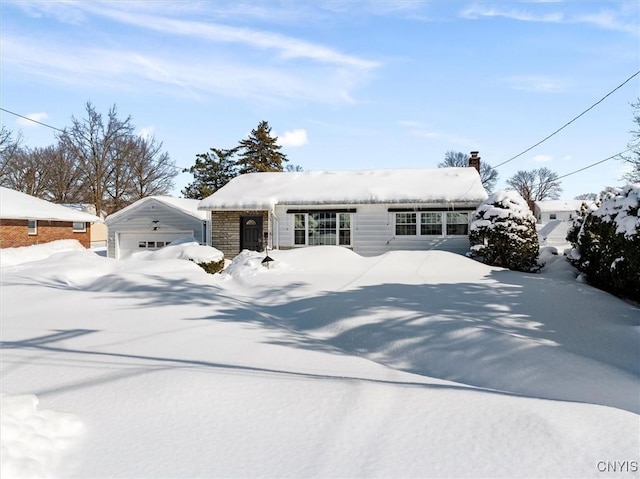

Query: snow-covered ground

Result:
[1,241,638,478]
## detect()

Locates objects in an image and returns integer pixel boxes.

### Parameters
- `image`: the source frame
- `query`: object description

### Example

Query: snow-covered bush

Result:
[469,190,540,272]
[568,184,640,301]
[192,258,225,274]
[565,201,597,246]
[131,238,225,274]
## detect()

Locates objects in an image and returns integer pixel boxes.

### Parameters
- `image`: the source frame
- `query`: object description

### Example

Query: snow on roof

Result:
[199,168,488,210]
[535,200,593,213]
[0,187,102,222]
[106,196,208,223]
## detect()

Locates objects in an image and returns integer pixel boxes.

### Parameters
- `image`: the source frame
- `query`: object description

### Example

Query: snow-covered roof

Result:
[106,196,208,223]
[199,168,488,210]
[0,187,102,222]
[535,200,593,213]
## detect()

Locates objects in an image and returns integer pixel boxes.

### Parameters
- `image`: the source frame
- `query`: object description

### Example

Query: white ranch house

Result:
[106,197,209,259]
[199,167,488,258]
[533,200,593,224]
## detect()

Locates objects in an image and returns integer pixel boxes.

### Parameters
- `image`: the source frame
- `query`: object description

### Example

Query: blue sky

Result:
[1,0,638,199]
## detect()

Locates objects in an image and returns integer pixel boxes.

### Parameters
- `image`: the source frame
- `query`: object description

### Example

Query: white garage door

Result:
[117,231,194,259]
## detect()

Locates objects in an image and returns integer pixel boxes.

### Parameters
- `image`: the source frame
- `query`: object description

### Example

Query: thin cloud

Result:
[138,126,155,140]
[16,112,48,127]
[278,129,309,147]
[507,75,566,93]
[2,2,378,106]
[399,121,471,146]
[75,3,379,70]
[461,3,638,35]
[460,5,563,23]
[533,154,553,163]
[1,34,369,105]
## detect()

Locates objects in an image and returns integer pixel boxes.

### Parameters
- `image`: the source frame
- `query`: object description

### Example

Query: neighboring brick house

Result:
[0,187,102,249]
[198,163,488,259]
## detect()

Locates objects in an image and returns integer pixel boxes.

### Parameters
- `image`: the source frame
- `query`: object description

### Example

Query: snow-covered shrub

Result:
[565,201,598,246]
[131,238,225,274]
[469,190,540,272]
[191,258,225,274]
[568,184,640,301]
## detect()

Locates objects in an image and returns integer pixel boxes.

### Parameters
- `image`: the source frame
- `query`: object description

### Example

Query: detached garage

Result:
[106,197,209,259]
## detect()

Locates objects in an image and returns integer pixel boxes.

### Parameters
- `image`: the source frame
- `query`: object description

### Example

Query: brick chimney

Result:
[469,151,481,173]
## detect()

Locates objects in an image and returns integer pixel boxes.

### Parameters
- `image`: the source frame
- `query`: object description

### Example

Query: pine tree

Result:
[182,147,238,199]
[469,190,540,272]
[236,121,288,174]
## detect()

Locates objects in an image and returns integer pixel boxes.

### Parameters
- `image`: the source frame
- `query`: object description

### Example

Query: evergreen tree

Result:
[567,185,640,301]
[469,190,540,272]
[182,147,238,199]
[236,121,288,174]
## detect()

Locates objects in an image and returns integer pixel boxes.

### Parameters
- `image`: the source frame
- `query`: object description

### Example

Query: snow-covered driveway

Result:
[1,244,638,478]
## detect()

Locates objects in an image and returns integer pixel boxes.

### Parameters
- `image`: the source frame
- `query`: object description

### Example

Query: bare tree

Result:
[506,167,563,208]
[0,126,23,184]
[438,150,499,192]
[1,146,54,197]
[36,145,88,203]
[57,102,135,215]
[574,193,597,201]
[57,102,177,215]
[125,135,176,201]
[620,99,639,183]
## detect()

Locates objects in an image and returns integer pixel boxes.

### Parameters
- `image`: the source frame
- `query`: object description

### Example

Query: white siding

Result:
[273,203,473,257]
[106,199,207,259]
[539,211,575,223]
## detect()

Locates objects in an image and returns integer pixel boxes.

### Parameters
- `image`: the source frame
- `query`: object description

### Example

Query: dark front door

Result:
[240,216,264,252]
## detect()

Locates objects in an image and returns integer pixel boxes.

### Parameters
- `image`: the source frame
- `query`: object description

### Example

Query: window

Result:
[446,212,469,235]
[395,213,417,235]
[72,222,86,232]
[421,212,442,235]
[28,220,37,235]
[138,241,165,249]
[293,212,352,246]
[294,214,306,245]
[339,214,351,246]
[394,211,470,237]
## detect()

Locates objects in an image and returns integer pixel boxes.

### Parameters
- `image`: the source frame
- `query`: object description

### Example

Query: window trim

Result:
[72,221,87,233]
[27,219,37,235]
[394,211,470,237]
[292,211,353,247]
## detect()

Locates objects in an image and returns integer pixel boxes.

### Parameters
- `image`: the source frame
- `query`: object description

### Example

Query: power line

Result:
[494,70,640,169]
[0,107,65,133]
[556,148,631,181]
[513,148,632,197]
[0,106,190,175]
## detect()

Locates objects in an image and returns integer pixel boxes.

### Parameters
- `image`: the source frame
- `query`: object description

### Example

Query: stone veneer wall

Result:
[211,210,268,258]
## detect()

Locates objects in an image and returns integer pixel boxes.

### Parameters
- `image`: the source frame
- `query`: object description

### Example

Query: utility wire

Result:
[494,70,640,169]
[556,148,632,181]
[0,107,66,133]
[0,106,190,174]
[514,148,632,196]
